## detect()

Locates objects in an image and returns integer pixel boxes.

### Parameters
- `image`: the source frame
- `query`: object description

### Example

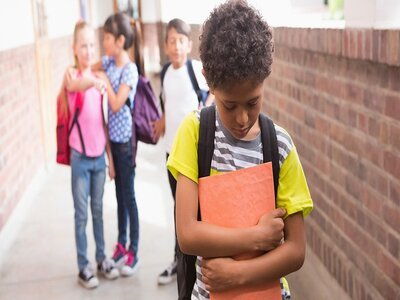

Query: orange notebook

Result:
[198,162,281,300]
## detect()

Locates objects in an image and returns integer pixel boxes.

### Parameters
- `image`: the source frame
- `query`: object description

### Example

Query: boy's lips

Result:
[232,127,249,137]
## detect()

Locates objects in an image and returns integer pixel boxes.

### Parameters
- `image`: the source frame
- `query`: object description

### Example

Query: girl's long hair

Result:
[104,12,145,76]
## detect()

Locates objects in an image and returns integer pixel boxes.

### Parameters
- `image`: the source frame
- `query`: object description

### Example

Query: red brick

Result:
[384,150,400,179]
[378,251,400,286]
[387,30,399,66]
[363,88,385,113]
[379,30,388,63]
[384,94,400,120]
[389,180,400,206]
[364,29,373,60]
[388,66,400,92]
[388,233,400,260]
[383,202,400,233]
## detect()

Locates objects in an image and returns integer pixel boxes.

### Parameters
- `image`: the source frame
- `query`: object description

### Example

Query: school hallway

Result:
[0,135,350,300]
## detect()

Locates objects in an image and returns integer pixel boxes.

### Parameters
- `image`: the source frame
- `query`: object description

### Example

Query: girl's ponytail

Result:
[131,19,145,77]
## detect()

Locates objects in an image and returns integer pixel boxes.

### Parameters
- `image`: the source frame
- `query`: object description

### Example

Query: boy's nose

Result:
[236,109,249,126]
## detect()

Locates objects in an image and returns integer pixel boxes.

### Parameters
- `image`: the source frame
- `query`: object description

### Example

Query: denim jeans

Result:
[70,149,106,271]
[111,140,139,254]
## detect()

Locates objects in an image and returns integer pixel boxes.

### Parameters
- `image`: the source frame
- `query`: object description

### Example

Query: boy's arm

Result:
[176,173,286,258]
[151,114,165,140]
[201,212,305,292]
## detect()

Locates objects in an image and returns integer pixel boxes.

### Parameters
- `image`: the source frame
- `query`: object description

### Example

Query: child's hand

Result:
[108,160,115,180]
[255,208,285,252]
[151,115,165,140]
[93,78,106,92]
[201,257,239,292]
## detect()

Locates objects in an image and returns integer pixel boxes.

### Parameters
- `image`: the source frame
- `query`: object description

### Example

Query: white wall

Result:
[141,0,161,23]
[91,0,114,28]
[46,1,80,39]
[0,0,34,51]
[160,0,225,24]
[374,0,400,28]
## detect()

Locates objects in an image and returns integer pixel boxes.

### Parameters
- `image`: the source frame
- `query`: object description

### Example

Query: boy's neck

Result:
[171,58,188,69]
[115,51,130,67]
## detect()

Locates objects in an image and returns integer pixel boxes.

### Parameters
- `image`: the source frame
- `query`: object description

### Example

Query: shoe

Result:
[112,243,126,267]
[98,257,120,280]
[157,260,177,285]
[78,264,99,289]
[121,251,140,276]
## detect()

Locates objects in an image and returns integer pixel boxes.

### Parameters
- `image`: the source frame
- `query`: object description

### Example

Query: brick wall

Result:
[265,28,400,300]
[0,45,44,230]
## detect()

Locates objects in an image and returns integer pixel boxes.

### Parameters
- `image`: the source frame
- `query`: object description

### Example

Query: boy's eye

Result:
[223,103,236,111]
[248,100,258,107]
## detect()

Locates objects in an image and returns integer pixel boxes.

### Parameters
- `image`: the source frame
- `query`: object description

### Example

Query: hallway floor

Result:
[0,138,350,300]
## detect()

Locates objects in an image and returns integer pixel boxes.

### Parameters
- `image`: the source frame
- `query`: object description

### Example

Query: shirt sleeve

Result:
[193,60,209,91]
[277,146,313,217]
[102,56,110,71]
[121,63,139,108]
[167,111,200,183]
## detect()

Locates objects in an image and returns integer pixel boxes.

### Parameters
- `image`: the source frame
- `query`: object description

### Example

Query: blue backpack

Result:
[159,59,209,109]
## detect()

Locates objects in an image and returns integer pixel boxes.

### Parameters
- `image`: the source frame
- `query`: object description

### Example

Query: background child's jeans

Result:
[111,140,139,255]
[70,149,106,271]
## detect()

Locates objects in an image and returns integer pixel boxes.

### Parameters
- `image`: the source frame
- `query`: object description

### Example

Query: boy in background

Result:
[152,18,211,286]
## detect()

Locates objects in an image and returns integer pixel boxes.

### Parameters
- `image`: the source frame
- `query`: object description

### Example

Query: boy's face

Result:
[165,28,192,68]
[213,80,264,140]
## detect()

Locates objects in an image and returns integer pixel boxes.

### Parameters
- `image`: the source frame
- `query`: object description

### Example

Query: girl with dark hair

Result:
[94,12,143,277]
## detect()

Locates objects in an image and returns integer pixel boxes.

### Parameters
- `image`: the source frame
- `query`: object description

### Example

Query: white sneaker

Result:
[98,257,120,280]
[157,260,177,285]
[78,264,99,289]
[121,251,140,277]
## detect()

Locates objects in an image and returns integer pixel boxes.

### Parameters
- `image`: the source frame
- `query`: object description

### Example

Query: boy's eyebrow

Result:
[223,96,260,103]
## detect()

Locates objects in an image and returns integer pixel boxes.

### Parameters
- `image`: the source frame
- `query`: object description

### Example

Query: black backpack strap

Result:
[186,59,203,106]
[259,114,279,200]
[68,108,86,156]
[159,62,171,112]
[198,105,216,178]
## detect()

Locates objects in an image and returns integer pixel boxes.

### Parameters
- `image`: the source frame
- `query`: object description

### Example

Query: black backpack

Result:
[177,105,280,300]
[159,59,209,111]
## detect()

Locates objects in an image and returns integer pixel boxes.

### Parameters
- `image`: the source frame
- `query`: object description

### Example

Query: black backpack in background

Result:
[177,105,280,300]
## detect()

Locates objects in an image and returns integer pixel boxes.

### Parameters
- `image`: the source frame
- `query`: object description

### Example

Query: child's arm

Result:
[200,212,305,292]
[64,67,105,92]
[96,71,131,113]
[151,114,165,140]
[103,122,115,180]
[176,173,286,258]
[91,61,103,72]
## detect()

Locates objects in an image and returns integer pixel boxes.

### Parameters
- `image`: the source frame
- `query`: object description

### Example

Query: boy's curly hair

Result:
[200,0,274,90]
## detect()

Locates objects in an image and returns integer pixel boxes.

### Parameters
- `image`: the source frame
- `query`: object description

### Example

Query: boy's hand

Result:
[151,115,165,140]
[255,208,285,252]
[201,257,240,292]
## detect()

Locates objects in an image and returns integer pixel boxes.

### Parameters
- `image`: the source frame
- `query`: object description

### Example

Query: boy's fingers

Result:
[272,208,286,218]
